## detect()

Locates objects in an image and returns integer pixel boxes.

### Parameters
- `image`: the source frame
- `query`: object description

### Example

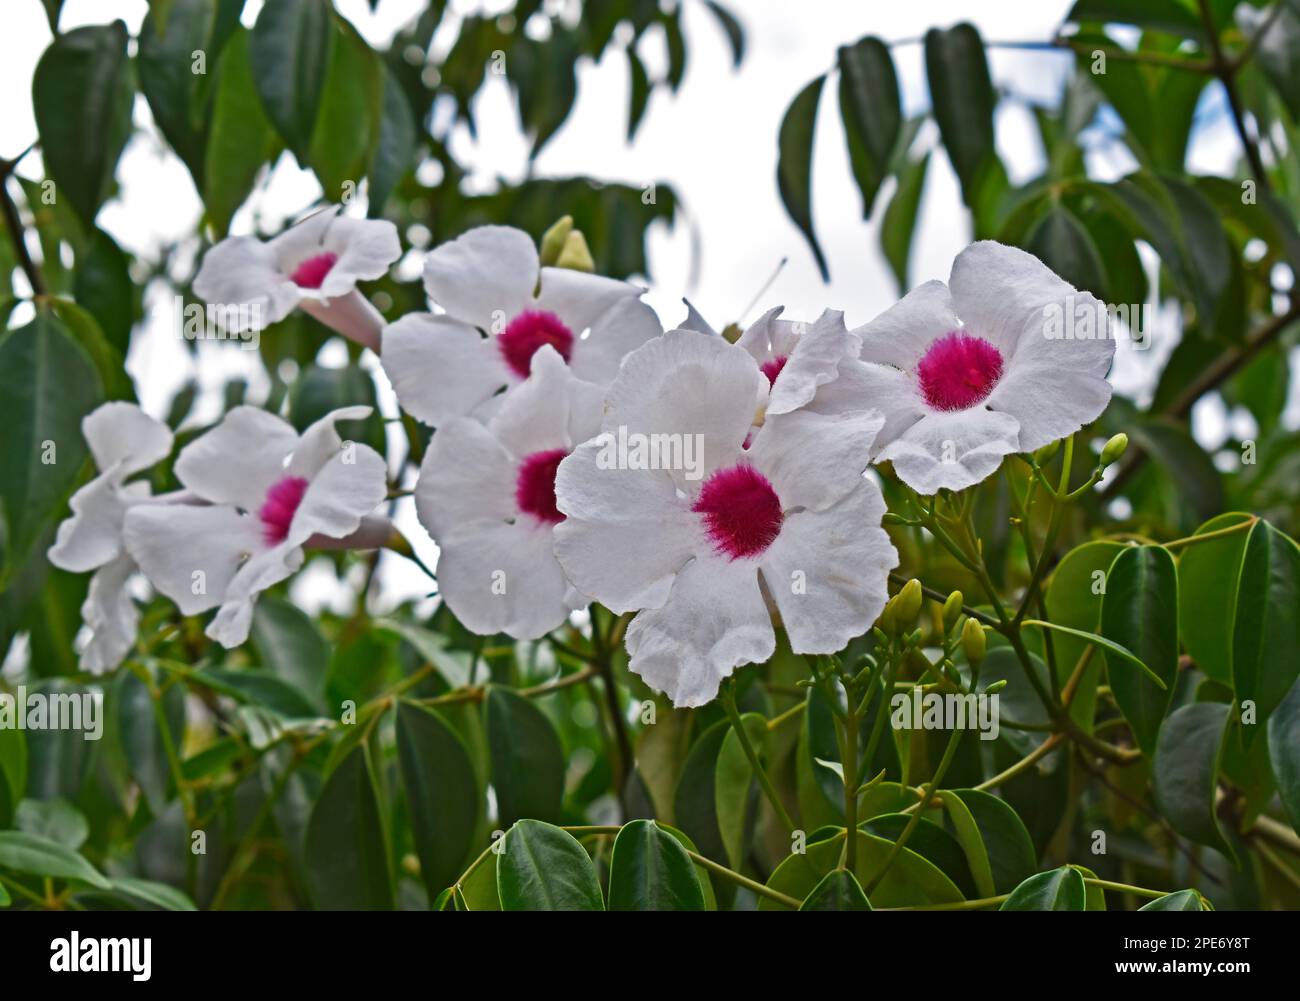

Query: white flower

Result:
[415,346,602,639]
[552,329,898,708]
[124,406,388,648]
[47,403,185,673]
[381,225,661,427]
[193,208,400,352]
[683,304,865,418]
[850,241,1115,494]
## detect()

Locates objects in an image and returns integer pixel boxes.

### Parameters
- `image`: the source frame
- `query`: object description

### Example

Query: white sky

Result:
[1,0,1290,613]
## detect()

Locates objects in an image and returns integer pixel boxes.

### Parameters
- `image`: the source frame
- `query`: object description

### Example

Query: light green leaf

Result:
[0,831,110,889]
[799,868,872,911]
[14,798,88,850]
[1176,513,1254,685]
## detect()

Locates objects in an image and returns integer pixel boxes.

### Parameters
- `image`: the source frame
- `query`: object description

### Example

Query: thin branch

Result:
[0,176,46,298]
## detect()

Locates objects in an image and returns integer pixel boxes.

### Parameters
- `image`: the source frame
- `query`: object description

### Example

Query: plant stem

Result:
[841,701,860,872]
[721,688,797,833]
[1084,876,1165,901]
[974,733,1063,791]
[685,848,801,909]
[1163,516,1257,550]
[0,176,46,297]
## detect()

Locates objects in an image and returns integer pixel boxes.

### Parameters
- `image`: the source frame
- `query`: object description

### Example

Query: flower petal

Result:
[488,345,604,458]
[286,445,388,546]
[422,225,539,331]
[761,482,897,654]
[876,407,1021,494]
[535,266,645,336]
[746,408,883,512]
[380,312,510,427]
[606,328,765,491]
[766,309,863,416]
[567,297,663,388]
[553,438,697,612]
[206,541,304,647]
[854,280,960,369]
[124,504,265,615]
[287,405,375,478]
[435,520,575,640]
[48,470,131,572]
[317,216,401,298]
[82,402,173,475]
[416,417,518,539]
[808,358,926,451]
[194,236,300,329]
[624,555,774,708]
[985,361,1113,452]
[78,553,140,674]
[174,406,298,510]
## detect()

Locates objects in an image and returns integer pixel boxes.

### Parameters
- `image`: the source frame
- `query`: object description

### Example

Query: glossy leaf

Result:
[304,745,394,910]
[249,0,333,160]
[1153,701,1235,861]
[800,868,872,911]
[837,36,900,218]
[1232,521,1300,739]
[998,866,1085,911]
[0,831,110,889]
[485,686,564,827]
[1139,888,1210,911]
[1268,677,1300,832]
[924,23,996,205]
[1176,513,1254,685]
[497,820,603,911]
[777,75,827,279]
[607,819,706,911]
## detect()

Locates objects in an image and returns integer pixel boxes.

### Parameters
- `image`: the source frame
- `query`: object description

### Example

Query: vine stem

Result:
[721,687,797,833]
[1163,515,1257,550]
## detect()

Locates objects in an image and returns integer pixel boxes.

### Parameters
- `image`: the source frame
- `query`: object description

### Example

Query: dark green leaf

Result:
[1269,677,1300,832]
[607,819,706,911]
[1232,521,1300,739]
[837,36,900,218]
[776,75,827,280]
[497,819,603,911]
[702,1,744,67]
[1139,888,1209,911]
[304,745,394,909]
[799,868,872,911]
[1177,514,1253,685]
[368,62,417,216]
[485,686,564,827]
[881,152,929,292]
[998,865,1085,911]
[249,0,334,160]
[32,22,135,226]
[1153,701,1235,860]
[924,23,997,205]
[204,28,277,237]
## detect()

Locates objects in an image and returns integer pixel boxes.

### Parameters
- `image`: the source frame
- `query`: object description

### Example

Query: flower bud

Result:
[555,230,595,272]
[942,590,964,630]
[984,679,1008,694]
[961,617,986,666]
[896,578,923,627]
[1099,432,1128,468]
[539,215,573,266]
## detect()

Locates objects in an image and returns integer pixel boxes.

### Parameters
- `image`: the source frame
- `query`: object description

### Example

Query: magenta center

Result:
[916,331,1004,411]
[692,464,783,560]
[259,475,310,545]
[290,252,339,290]
[760,355,788,387]
[516,448,568,524]
[498,310,574,379]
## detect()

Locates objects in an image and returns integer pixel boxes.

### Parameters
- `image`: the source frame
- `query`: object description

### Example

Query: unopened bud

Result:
[1099,432,1128,468]
[961,618,986,666]
[539,215,573,266]
[984,679,1008,694]
[942,590,964,630]
[555,230,595,272]
[896,578,923,626]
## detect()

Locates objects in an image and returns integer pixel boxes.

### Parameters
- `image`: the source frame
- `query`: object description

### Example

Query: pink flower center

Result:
[692,464,783,560]
[259,475,310,545]
[760,355,788,386]
[916,331,1004,411]
[498,310,574,379]
[516,449,568,524]
[290,252,339,290]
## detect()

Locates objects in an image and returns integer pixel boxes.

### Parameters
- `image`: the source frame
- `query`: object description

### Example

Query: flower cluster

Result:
[51,217,1113,708]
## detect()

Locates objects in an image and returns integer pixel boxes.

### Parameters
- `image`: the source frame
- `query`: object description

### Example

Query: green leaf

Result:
[673,718,732,864]
[715,712,767,871]
[881,151,930,292]
[370,618,470,690]
[105,876,198,911]
[999,866,1085,911]
[924,23,997,206]
[1126,418,1226,526]
[249,0,334,160]
[626,47,650,142]
[776,75,828,280]
[945,788,1037,894]
[0,831,110,889]
[607,819,706,911]
[1232,521,1300,740]
[1241,2,1300,121]
[760,829,964,910]
[1066,0,1205,36]
[1101,545,1179,756]
[1021,619,1167,691]
[308,19,381,200]
[14,798,88,850]
[1269,677,1300,832]
[800,868,872,911]
[0,313,104,581]
[1139,888,1209,911]
[942,790,996,898]
[1176,514,1254,685]
[396,701,480,900]
[497,820,603,911]
[485,686,564,827]
[116,669,186,812]
[250,593,330,702]
[304,745,394,909]
[191,667,320,719]
[1153,701,1235,861]
[72,229,137,356]
[702,1,744,67]
[368,62,417,216]
[1046,540,1126,730]
[1027,205,1106,299]
[204,28,277,237]
[0,727,26,816]
[32,22,135,227]
[837,36,900,218]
